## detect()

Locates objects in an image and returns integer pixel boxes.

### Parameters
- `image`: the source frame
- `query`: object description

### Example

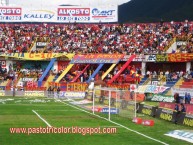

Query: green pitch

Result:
[0,97,192,145]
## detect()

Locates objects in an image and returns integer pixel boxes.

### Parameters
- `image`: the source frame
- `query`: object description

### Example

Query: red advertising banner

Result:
[0,7,22,21]
[58,8,90,16]
[57,8,90,22]
[66,83,88,92]
[159,102,193,114]
[48,82,88,92]
[70,54,124,64]
[27,81,37,88]
[168,53,193,62]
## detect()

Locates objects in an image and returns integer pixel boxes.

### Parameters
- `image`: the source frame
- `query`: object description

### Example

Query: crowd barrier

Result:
[0,90,46,97]
[159,102,193,114]
[0,90,86,99]
[138,104,193,127]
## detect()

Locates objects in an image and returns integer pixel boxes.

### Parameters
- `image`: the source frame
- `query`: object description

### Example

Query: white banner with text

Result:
[0,6,118,23]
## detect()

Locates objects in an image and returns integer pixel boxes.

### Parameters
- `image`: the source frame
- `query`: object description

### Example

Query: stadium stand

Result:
[0,21,193,91]
[0,22,192,54]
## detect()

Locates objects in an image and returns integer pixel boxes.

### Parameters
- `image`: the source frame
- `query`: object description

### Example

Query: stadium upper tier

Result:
[0,22,192,54]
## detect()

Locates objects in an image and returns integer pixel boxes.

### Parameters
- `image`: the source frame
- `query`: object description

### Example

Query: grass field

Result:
[0,97,192,145]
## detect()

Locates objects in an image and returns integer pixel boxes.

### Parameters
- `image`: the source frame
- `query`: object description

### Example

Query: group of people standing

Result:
[47,86,61,98]
[174,92,192,124]
[174,92,191,104]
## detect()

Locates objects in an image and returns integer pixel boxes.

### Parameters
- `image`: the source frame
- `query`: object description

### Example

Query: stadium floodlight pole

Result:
[108,90,111,121]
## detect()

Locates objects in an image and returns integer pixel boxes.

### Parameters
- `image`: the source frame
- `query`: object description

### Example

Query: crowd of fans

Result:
[0,21,192,55]
[0,61,45,85]
[146,69,193,82]
[0,21,193,89]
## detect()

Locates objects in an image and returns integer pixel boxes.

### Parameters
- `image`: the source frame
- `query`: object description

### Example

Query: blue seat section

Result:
[38,58,56,87]
[86,64,104,83]
[161,79,179,94]
[23,61,49,70]
[138,77,148,85]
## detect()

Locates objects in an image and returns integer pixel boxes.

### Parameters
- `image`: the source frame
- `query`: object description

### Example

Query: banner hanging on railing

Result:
[0,6,118,23]
[0,53,74,60]
[36,42,47,49]
[168,53,193,62]
[70,54,124,64]
[171,87,193,96]
[137,85,168,94]
[156,54,193,62]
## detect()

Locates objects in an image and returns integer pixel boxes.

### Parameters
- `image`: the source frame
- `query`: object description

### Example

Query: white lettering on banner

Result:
[58,91,85,98]
[176,41,187,46]
[24,91,44,97]
[57,8,90,22]
[133,55,145,61]
[21,78,34,81]
[101,108,119,114]
[64,92,85,98]
[151,95,174,102]
[36,42,47,47]
[171,88,193,96]
[0,7,21,15]
[145,55,156,62]
[0,6,118,23]
[0,7,21,21]
[58,8,90,16]
[121,55,145,62]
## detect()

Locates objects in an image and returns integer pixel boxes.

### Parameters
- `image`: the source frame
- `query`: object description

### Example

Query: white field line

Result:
[33,110,120,128]
[56,99,169,145]
[32,110,52,127]
[35,110,82,112]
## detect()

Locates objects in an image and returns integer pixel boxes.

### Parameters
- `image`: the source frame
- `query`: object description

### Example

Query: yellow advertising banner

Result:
[0,53,74,60]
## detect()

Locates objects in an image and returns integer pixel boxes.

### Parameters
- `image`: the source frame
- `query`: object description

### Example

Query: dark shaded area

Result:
[119,0,193,23]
